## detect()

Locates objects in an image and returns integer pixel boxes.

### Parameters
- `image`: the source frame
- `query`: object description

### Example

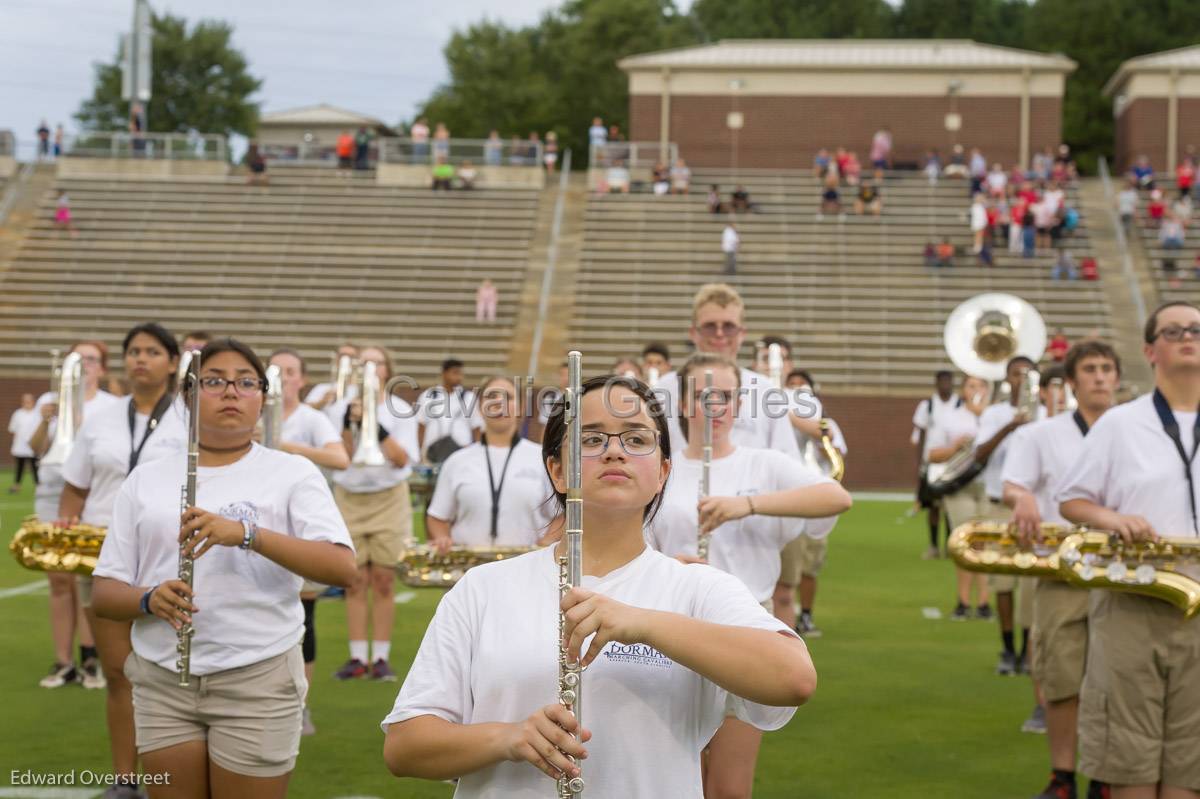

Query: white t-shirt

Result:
[970,202,988,232]
[8,408,39,457]
[304,382,359,426]
[911,394,962,457]
[655,368,802,460]
[95,445,354,674]
[647,447,836,604]
[62,395,188,527]
[1002,411,1090,525]
[1057,393,1200,538]
[974,403,1047,501]
[382,546,799,798]
[722,227,740,253]
[427,439,555,547]
[331,398,420,492]
[416,385,481,451]
[33,390,123,520]
[925,405,980,453]
[281,403,342,450]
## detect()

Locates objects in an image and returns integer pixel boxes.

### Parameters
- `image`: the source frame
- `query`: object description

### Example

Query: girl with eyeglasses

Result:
[383,373,818,797]
[646,353,851,799]
[92,337,357,798]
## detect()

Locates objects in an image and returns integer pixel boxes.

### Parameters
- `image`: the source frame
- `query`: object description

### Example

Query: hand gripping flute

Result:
[557,351,585,798]
[177,349,201,687]
[697,369,714,561]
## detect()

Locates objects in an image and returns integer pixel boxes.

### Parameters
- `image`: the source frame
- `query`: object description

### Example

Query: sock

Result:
[80,645,97,663]
[1020,627,1030,661]
[349,640,368,664]
[800,608,812,617]
[928,521,939,549]
[1001,630,1015,655]
[1053,769,1076,785]
[372,640,391,663]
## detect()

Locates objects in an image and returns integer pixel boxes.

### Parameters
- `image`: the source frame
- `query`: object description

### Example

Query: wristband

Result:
[140,585,157,615]
[240,520,258,551]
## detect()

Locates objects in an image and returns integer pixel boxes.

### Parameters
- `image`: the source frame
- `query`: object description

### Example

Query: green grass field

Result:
[0,472,1048,798]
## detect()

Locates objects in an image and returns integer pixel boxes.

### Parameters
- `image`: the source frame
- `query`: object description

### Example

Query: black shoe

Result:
[950,603,970,621]
[1032,773,1076,799]
[975,603,994,620]
[996,651,1018,676]
[1086,781,1110,799]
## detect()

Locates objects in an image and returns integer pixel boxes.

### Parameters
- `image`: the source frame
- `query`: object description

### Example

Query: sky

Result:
[0,0,569,158]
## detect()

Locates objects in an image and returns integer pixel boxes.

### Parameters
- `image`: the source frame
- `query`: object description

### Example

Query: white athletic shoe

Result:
[39,662,79,688]
[80,658,106,690]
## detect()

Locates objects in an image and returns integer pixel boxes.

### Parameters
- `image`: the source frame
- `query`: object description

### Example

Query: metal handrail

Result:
[1098,156,1148,328]
[378,136,545,167]
[589,141,678,170]
[62,131,226,162]
[527,149,572,379]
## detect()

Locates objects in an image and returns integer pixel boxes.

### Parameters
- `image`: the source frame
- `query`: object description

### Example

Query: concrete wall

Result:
[376,163,545,190]
[56,158,229,180]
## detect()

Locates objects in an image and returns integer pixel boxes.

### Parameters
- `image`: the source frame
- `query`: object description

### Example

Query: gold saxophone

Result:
[9,517,106,575]
[395,544,537,588]
[947,521,1065,578]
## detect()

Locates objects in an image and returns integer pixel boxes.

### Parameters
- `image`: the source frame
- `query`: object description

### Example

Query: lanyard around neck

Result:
[1151,389,1200,535]
[482,432,520,541]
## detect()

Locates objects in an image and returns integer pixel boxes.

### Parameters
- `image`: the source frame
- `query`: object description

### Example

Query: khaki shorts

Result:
[77,574,93,608]
[1078,591,1200,789]
[334,482,413,568]
[940,480,990,529]
[125,646,307,778]
[1031,579,1089,703]
[779,535,827,586]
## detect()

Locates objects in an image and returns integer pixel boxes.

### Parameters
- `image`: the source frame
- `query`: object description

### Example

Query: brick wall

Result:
[1113,97,1200,174]
[631,94,1063,170]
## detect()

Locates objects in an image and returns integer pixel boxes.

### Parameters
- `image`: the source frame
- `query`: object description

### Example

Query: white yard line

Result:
[393,591,416,604]
[0,580,47,600]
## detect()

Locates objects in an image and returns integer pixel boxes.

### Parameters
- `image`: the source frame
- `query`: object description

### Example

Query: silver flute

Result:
[177,349,201,687]
[557,350,585,798]
[698,369,714,561]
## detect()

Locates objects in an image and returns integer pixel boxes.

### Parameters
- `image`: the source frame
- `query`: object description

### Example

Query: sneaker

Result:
[975,604,994,620]
[996,651,1018,676]
[371,658,398,682]
[794,611,822,638]
[1086,781,1110,799]
[80,657,106,690]
[101,785,146,799]
[1021,704,1047,734]
[301,707,316,736]
[334,658,368,680]
[1033,773,1076,799]
[921,546,940,560]
[39,662,79,688]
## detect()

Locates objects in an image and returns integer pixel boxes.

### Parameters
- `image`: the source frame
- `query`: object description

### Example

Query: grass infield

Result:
[0,471,1046,798]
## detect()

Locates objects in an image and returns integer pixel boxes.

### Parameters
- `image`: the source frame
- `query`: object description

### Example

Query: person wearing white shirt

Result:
[912,370,960,558]
[721,223,740,275]
[428,377,558,552]
[269,347,350,736]
[58,324,187,794]
[1058,302,1200,796]
[8,393,38,492]
[646,354,849,799]
[92,338,356,796]
[331,345,420,682]
[304,343,359,424]
[1002,344,1119,799]
[416,358,482,463]
[382,373,816,798]
[653,283,803,461]
[640,342,671,386]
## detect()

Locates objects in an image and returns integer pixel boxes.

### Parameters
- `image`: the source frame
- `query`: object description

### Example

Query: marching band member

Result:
[382,375,817,796]
[179,330,212,355]
[653,285,804,459]
[305,343,359,421]
[1059,301,1200,799]
[331,345,420,682]
[268,347,350,735]
[1003,344,1119,799]
[426,376,557,552]
[930,374,993,619]
[29,340,122,689]
[640,342,671,383]
[416,358,481,464]
[611,356,643,380]
[646,354,850,798]
[973,356,1042,674]
[774,368,849,636]
[59,323,188,795]
[92,337,356,798]
[912,370,959,559]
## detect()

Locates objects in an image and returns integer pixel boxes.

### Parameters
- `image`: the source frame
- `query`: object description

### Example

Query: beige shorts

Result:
[76,574,93,607]
[779,535,827,586]
[939,480,990,529]
[334,482,413,568]
[1031,579,1089,702]
[1078,591,1200,789]
[125,646,307,778]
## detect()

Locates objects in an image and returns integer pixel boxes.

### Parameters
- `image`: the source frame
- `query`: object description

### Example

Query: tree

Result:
[893,0,1029,47]
[692,0,895,40]
[75,13,261,137]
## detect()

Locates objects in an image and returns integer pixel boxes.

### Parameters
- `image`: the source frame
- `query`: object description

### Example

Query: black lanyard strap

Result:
[482,432,520,541]
[127,392,175,475]
[1071,410,1090,437]
[1151,389,1200,535]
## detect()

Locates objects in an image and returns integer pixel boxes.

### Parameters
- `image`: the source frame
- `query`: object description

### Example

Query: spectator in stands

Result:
[970,194,988,254]
[935,238,955,268]
[652,162,670,195]
[53,190,77,238]
[475,278,498,324]
[924,150,941,185]
[986,163,1007,197]
[843,151,862,186]
[1081,255,1099,280]
[1172,192,1193,226]
[53,124,63,158]
[1160,214,1186,250]
[670,158,691,194]
[1117,180,1139,231]
[606,160,630,194]
[1032,146,1053,182]
[968,148,987,195]
[1009,163,1026,185]
[432,123,451,163]
[589,117,607,149]
[336,130,354,170]
[1179,156,1197,198]
[707,185,725,214]
[1021,203,1037,258]
[731,185,754,213]
[1047,328,1070,362]
[544,131,559,174]
[611,357,643,380]
[923,241,937,268]
[855,180,882,216]
[36,120,50,160]
[431,156,455,191]
[870,127,892,180]
[722,222,740,275]
[1052,248,1078,280]
[977,239,994,267]
[1061,205,1080,239]
[1034,197,1058,251]
[814,148,832,178]
[834,147,850,181]
[1009,195,1027,253]
[944,144,969,179]
[527,131,543,166]
[1148,189,1166,226]
[354,127,372,170]
[410,117,430,163]
[1131,155,1155,190]
[484,130,502,166]
[818,184,841,219]
[458,160,477,190]
[995,197,1012,247]
[641,343,671,380]
[245,142,268,186]
[1164,257,1182,289]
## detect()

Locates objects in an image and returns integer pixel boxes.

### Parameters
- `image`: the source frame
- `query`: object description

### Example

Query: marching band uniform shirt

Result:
[33,390,123,520]
[912,394,962,459]
[646,447,836,604]
[8,407,39,458]
[281,403,343,450]
[304,382,359,426]
[95,444,353,674]
[1057,393,1200,538]
[382,546,799,798]
[1002,412,1088,526]
[975,403,1048,500]
[426,439,555,547]
[415,385,482,449]
[330,399,420,493]
[62,395,188,527]
[654,369,803,460]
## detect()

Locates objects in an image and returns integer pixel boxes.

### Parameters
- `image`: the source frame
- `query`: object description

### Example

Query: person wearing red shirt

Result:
[1148,189,1166,225]
[335,130,354,170]
[1047,328,1070,362]
[1177,158,1196,198]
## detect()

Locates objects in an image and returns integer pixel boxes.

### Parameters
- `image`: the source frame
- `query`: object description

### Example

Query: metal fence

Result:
[589,141,678,170]
[379,137,545,167]
[260,140,381,167]
[63,131,227,161]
